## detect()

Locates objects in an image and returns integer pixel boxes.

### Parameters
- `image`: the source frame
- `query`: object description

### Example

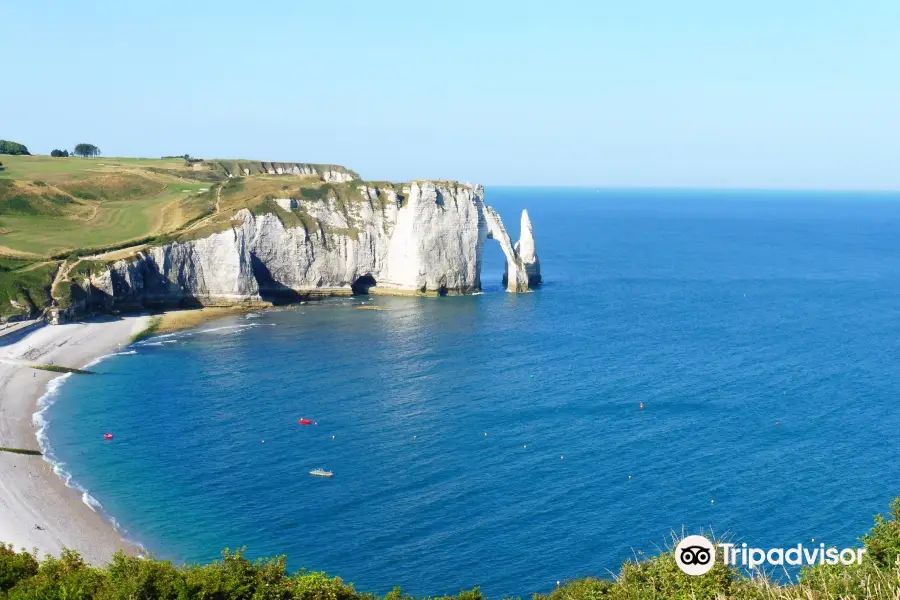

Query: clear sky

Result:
[5,0,899,188]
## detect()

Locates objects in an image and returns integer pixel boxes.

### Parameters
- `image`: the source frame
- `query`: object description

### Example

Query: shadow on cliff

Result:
[250,254,305,305]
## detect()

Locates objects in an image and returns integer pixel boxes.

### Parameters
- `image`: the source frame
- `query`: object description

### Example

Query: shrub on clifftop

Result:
[73,143,100,158]
[862,497,900,568]
[0,140,30,155]
[0,545,38,593]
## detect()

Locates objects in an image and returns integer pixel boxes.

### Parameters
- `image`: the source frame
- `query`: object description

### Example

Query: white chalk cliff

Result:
[514,209,541,288]
[79,181,540,309]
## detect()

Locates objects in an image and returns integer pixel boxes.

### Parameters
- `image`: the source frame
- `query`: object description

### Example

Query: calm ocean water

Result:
[42,188,900,598]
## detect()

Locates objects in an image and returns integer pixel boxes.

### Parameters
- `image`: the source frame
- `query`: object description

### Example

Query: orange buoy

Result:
[298,419,312,425]
[103,433,113,440]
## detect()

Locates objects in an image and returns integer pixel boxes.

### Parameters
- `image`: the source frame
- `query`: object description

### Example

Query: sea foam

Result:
[196,323,259,334]
[32,370,142,550]
[82,349,138,369]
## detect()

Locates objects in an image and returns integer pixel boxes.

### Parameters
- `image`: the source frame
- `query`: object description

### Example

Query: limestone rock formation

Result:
[212,161,359,182]
[71,181,541,311]
[515,209,541,287]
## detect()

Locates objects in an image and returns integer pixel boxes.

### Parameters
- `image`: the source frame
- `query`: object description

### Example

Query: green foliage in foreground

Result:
[2,500,900,600]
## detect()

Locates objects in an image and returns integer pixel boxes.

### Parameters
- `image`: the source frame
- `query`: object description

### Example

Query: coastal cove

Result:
[8,187,900,598]
[0,315,148,562]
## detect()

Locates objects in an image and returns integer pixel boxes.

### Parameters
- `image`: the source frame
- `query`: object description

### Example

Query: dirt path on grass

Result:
[49,259,77,300]
[184,181,225,232]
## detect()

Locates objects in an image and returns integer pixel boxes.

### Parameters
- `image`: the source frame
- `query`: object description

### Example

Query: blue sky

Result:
[5,0,899,188]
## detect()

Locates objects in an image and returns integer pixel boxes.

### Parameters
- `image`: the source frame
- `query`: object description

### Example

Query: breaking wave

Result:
[196,323,259,334]
[32,371,142,550]
[82,349,138,369]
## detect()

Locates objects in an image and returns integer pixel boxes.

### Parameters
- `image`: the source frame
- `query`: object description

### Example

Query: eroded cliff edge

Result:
[65,180,540,313]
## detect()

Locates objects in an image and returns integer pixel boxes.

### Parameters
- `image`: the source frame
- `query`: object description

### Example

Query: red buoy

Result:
[103,433,114,440]
[298,419,312,425]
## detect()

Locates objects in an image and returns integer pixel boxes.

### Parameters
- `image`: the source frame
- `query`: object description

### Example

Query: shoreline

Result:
[152,305,270,335]
[0,315,150,561]
[0,301,363,562]
[0,307,269,562]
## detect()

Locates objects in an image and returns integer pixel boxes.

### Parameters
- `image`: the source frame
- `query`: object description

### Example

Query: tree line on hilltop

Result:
[1,140,199,162]
[62,144,101,158]
[0,139,100,158]
[0,140,30,155]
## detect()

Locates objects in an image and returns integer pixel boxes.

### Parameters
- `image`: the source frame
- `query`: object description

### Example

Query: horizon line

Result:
[480,184,900,193]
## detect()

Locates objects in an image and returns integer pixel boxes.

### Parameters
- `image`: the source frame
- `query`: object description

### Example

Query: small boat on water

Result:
[298,418,312,425]
[309,468,333,478]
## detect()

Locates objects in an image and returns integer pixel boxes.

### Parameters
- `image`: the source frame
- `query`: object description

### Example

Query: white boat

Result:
[309,468,333,478]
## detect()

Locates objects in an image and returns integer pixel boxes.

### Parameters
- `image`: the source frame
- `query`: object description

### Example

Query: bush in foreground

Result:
[2,498,900,600]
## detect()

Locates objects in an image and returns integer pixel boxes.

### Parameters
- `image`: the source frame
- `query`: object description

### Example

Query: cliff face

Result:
[211,161,359,182]
[512,209,541,288]
[76,182,540,310]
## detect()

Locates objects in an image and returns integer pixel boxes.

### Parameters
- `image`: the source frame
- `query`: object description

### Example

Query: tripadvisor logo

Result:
[674,536,867,576]
[676,536,716,575]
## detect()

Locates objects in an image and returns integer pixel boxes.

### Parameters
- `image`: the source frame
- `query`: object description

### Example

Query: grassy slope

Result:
[0,260,57,317]
[0,155,443,318]
[0,156,214,256]
[0,156,385,258]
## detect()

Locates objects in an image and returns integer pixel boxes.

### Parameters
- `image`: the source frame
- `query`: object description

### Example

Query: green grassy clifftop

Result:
[0,155,364,258]
[0,154,466,319]
[0,155,396,319]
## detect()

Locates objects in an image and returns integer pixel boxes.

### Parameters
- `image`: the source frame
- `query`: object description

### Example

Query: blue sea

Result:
[41,188,900,598]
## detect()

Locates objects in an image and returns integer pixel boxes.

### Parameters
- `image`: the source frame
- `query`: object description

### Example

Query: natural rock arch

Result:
[74,181,542,312]
[484,208,541,292]
[351,274,377,295]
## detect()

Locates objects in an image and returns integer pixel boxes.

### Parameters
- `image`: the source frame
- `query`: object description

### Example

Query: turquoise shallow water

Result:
[42,188,900,597]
